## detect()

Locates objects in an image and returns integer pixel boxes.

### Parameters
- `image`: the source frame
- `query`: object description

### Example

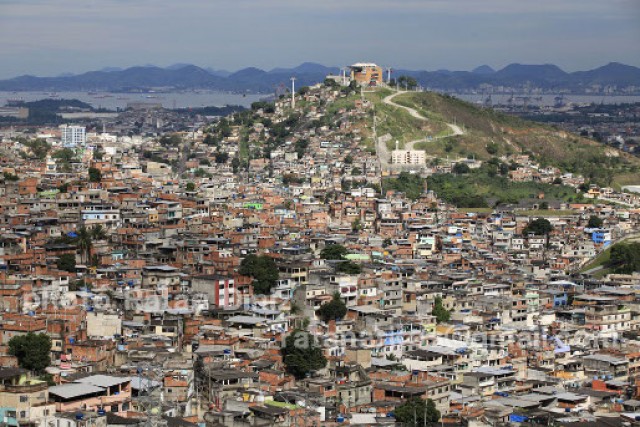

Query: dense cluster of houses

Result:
[0,83,639,427]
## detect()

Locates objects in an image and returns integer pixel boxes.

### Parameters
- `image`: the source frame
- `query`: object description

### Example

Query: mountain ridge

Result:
[0,62,638,93]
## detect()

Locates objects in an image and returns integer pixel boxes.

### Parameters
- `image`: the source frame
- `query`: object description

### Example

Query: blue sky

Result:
[0,0,638,78]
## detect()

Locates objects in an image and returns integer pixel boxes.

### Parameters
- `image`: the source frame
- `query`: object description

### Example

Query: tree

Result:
[344,155,353,164]
[324,78,340,88]
[239,254,279,295]
[23,139,51,160]
[76,226,93,263]
[52,148,75,163]
[384,172,425,200]
[397,75,418,90]
[432,296,450,324]
[58,182,69,193]
[297,86,310,96]
[394,398,441,426]
[93,146,105,161]
[320,244,348,260]
[523,218,553,236]
[609,242,640,274]
[485,142,499,155]
[351,218,362,232]
[88,167,102,183]
[282,329,327,379]
[186,182,196,192]
[317,293,348,323]
[587,215,604,228]
[90,225,107,241]
[231,157,241,174]
[159,134,182,147]
[214,152,229,164]
[56,253,76,272]
[452,163,470,174]
[8,333,51,373]
[336,260,362,275]
[294,139,309,159]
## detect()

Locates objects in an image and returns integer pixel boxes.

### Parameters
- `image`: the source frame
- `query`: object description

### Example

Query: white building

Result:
[59,124,86,147]
[391,149,425,165]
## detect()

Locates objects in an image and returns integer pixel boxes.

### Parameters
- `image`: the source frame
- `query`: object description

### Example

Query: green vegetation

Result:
[396,76,418,90]
[239,254,279,295]
[250,101,275,114]
[0,99,95,125]
[186,182,196,192]
[21,138,51,160]
[432,296,450,324]
[3,172,19,181]
[588,215,604,228]
[335,260,362,275]
[321,244,349,260]
[56,253,76,272]
[159,133,183,147]
[581,247,612,274]
[375,91,640,187]
[609,242,640,274]
[214,152,229,164]
[523,218,553,236]
[317,293,348,323]
[88,167,102,182]
[452,163,470,174]
[427,165,582,208]
[8,333,51,373]
[282,329,327,379]
[58,182,70,193]
[384,172,426,200]
[394,397,441,426]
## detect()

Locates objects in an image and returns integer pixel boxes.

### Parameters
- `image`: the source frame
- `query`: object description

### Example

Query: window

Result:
[20,395,28,402]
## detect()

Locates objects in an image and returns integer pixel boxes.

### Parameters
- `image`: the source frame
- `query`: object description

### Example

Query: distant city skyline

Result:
[0,0,639,79]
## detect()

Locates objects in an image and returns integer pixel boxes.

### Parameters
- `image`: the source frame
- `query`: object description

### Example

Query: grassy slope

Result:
[580,246,612,277]
[426,168,584,207]
[363,89,449,150]
[384,91,640,188]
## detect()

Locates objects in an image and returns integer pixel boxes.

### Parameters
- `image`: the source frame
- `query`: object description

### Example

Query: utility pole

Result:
[290,77,297,110]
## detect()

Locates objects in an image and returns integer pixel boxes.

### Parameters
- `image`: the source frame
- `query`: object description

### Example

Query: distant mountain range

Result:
[1,62,639,93]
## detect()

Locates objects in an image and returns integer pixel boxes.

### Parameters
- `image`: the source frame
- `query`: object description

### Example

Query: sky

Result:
[0,0,639,79]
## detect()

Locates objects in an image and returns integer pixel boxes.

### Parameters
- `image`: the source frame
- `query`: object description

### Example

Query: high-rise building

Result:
[59,124,86,147]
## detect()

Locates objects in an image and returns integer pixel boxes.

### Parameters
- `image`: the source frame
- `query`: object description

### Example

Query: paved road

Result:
[381,91,464,152]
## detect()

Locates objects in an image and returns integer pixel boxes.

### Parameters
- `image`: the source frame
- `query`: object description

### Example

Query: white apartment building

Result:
[391,149,425,165]
[59,124,86,146]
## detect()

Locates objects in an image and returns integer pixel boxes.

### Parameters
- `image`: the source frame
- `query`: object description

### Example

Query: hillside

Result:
[361,89,640,188]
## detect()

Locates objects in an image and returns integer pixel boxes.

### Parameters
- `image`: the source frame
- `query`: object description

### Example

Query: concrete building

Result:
[349,63,383,86]
[59,125,86,147]
[391,150,426,165]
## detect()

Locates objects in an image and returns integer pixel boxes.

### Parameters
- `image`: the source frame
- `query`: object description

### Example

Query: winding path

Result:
[380,91,464,153]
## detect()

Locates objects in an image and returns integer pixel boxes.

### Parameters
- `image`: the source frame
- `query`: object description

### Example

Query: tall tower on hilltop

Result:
[290,76,296,109]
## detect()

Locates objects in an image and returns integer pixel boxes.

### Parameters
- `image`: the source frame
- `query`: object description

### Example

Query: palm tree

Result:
[76,226,92,264]
[90,225,107,241]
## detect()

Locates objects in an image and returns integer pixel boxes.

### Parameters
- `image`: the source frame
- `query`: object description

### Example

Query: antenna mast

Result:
[290,77,297,109]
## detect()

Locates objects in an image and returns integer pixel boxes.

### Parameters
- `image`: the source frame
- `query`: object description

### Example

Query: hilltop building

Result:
[349,63,383,86]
